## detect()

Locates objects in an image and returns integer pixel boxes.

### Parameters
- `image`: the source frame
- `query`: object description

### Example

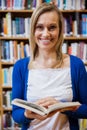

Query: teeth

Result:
[41,40,50,42]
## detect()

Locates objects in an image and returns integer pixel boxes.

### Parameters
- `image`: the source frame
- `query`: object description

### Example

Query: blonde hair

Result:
[29,3,64,68]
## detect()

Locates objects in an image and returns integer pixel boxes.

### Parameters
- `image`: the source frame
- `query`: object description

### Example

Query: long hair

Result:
[29,3,64,68]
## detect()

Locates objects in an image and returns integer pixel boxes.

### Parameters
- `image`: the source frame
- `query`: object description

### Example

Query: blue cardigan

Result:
[12,55,87,130]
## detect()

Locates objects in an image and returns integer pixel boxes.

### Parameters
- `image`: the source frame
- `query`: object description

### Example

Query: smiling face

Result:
[34,11,59,52]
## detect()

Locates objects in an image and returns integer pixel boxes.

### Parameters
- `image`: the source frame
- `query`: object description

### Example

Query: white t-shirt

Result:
[27,68,73,130]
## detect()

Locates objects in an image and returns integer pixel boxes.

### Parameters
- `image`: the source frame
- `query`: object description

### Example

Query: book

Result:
[12,98,80,116]
[27,0,33,9]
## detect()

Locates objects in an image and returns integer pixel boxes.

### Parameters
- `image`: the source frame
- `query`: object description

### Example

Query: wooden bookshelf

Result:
[0,9,33,13]
[0,0,87,129]
[64,36,87,40]
[1,35,87,40]
[0,36,29,40]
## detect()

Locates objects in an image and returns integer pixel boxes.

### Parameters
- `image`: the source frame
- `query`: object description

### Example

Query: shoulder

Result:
[62,54,83,68]
[70,55,86,78]
[14,57,30,68]
[70,55,84,67]
[13,57,30,74]
[15,57,30,65]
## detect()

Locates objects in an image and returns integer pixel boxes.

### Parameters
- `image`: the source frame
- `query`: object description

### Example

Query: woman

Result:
[12,3,87,130]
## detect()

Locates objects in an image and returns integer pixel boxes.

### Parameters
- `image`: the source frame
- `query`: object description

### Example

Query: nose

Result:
[42,28,50,37]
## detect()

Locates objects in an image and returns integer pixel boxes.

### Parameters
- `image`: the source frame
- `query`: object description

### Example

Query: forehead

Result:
[36,11,58,24]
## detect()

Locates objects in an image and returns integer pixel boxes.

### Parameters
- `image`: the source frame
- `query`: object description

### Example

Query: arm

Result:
[64,59,87,119]
[12,58,32,125]
[12,58,46,124]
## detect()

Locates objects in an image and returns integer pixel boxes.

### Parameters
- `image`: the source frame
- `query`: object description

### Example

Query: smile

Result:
[40,39,51,44]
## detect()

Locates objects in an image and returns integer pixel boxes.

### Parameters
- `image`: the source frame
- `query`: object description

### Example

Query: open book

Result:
[12,98,80,116]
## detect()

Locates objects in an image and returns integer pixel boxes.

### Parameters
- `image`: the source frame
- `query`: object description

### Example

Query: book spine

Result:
[13,40,18,62]
[81,14,86,36]
[0,0,1,9]
[32,0,36,9]
[3,41,10,61]
[24,44,30,57]
[15,17,20,36]
[62,42,68,54]
[7,0,12,9]
[12,20,16,36]
[25,17,31,37]
[27,0,33,9]
[3,17,8,36]
[6,13,12,36]
[9,41,14,62]
[0,18,3,36]
[20,41,24,58]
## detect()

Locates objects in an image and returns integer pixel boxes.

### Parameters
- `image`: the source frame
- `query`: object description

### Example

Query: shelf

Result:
[0,9,87,13]
[1,61,14,65]
[3,107,12,111]
[0,36,29,40]
[2,86,12,89]
[61,9,87,13]
[0,36,87,41]
[0,9,33,13]
[64,36,87,40]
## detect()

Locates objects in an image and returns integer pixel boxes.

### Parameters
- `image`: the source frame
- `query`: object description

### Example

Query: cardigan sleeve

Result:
[12,58,33,125]
[64,56,87,119]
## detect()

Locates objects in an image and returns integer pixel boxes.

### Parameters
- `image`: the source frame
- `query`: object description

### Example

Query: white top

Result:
[27,68,73,130]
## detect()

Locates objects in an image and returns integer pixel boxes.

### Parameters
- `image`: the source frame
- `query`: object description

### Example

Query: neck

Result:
[34,51,58,68]
[37,49,57,60]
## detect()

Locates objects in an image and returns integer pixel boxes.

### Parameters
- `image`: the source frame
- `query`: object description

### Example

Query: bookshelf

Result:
[0,0,87,129]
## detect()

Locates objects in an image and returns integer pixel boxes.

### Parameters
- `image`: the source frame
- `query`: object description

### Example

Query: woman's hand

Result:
[58,106,80,112]
[24,96,58,120]
[24,97,81,120]
[24,109,48,120]
[35,96,58,108]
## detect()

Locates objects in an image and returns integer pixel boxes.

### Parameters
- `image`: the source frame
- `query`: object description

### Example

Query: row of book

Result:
[0,13,31,37]
[63,13,87,37]
[0,40,30,62]
[0,40,87,63]
[0,0,87,10]
[0,0,48,10]
[62,41,87,63]
[1,12,87,37]
[0,0,36,10]
[57,0,87,10]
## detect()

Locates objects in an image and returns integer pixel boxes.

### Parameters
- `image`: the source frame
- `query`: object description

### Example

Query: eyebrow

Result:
[36,22,57,26]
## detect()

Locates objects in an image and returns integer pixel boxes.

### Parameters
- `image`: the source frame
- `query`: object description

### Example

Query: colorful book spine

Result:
[27,0,33,9]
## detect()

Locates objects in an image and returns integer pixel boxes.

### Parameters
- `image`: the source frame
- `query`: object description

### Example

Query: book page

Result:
[12,99,47,115]
[47,102,80,113]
